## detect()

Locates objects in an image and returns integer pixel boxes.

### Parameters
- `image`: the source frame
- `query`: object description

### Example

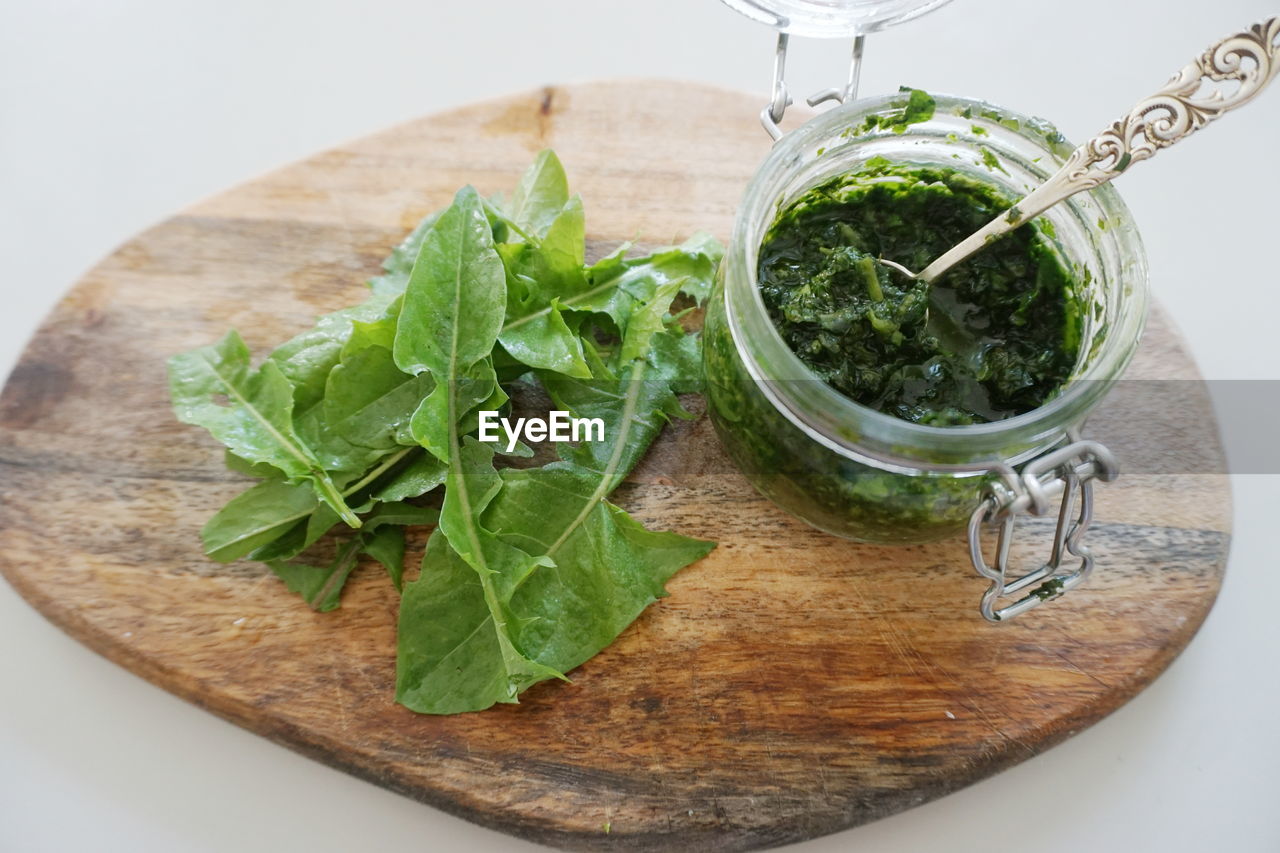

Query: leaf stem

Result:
[308,537,364,610]
[544,360,646,558]
[483,200,539,246]
[315,473,362,528]
[345,446,416,496]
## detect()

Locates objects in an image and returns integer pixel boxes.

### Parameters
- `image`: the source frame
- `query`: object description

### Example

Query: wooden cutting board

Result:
[0,81,1229,851]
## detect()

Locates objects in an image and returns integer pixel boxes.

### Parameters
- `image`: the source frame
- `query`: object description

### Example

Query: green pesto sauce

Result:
[846,87,936,136]
[758,158,1082,426]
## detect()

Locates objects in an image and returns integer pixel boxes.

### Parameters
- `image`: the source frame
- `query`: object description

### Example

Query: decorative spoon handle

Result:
[917,17,1280,284]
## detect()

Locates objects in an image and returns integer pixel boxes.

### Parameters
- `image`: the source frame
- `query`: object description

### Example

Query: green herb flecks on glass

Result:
[844,87,936,137]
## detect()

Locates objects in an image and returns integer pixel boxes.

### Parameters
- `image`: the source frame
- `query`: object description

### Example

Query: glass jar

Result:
[719,0,954,37]
[703,91,1149,549]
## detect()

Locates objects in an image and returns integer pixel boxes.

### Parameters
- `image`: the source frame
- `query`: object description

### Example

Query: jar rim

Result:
[724,91,1150,465]
[718,0,956,37]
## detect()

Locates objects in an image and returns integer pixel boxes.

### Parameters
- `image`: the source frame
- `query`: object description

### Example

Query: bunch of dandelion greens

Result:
[168,151,721,713]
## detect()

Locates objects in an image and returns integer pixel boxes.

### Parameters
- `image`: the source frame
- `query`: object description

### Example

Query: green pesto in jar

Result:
[758,157,1082,426]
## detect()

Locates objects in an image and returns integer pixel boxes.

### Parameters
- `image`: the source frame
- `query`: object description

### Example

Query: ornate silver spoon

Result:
[877,16,1280,284]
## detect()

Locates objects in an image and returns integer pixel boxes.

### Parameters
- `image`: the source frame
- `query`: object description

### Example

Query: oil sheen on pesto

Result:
[758,157,1082,426]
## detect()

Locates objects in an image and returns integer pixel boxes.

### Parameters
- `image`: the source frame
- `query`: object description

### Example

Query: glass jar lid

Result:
[719,0,954,37]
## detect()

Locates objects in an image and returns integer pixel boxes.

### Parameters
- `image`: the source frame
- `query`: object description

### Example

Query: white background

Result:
[2,1,1277,851]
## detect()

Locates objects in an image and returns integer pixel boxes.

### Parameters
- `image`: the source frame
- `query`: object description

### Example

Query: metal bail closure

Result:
[760,31,866,140]
[967,439,1120,622]
[720,0,955,138]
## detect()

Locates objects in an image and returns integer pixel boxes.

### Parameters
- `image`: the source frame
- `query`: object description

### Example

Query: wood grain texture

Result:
[0,81,1229,851]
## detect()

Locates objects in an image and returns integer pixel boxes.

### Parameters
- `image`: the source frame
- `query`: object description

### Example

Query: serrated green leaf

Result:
[370,452,447,502]
[506,149,569,238]
[647,326,705,395]
[620,278,685,363]
[393,186,506,378]
[223,450,278,480]
[540,360,683,479]
[396,531,529,714]
[395,186,508,465]
[201,477,321,562]
[359,503,439,593]
[341,297,401,359]
[362,525,407,592]
[409,358,497,462]
[569,233,721,332]
[266,295,397,413]
[496,196,592,378]
[267,536,363,613]
[396,322,710,713]
[324,345,434,454]
[167,330,358,526]
[173,148,721,718]
[266,500,436,607]
[369,211,442,297]
[542,195,586,268]
[401,438,563,711]
[491,346,714,674]
[210,446,419,565]
[492,467,714,673]
[497,299,591,378]
[459,376,533,458]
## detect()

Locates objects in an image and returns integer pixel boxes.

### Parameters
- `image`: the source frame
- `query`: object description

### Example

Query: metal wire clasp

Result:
[760,32,867,140]
[967,439,1120,622]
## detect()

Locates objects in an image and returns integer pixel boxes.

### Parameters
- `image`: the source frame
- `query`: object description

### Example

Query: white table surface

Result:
[2,1,1277,851]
